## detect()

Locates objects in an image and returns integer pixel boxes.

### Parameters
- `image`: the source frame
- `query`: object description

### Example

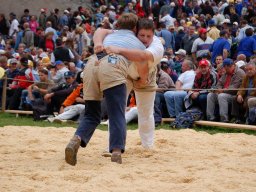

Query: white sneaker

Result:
[100,120,109,125]
[47,117,55,123]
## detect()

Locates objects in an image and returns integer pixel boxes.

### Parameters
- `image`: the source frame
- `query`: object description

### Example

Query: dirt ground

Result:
[1,126,256,192]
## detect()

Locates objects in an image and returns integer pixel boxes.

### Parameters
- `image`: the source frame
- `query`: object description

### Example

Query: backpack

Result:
[171,108,203,129]
[31,99,49,121]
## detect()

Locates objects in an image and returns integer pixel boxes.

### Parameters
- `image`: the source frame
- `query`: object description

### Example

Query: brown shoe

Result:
[65,135,81,166]
[111,152,122,164]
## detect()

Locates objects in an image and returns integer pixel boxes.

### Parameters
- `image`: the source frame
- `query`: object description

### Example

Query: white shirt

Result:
[178,70,196,89]
[160,15,175,29]
[9,19,19,37]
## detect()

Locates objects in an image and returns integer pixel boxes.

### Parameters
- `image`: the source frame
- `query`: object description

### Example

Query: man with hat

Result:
[51,60,69,85]
[187,59,217,119]
[209,30,231,67]
[206,58,245,122]
[44,71,78,115]
[207,19,220,40]
[191,28,214,64]
[170,49,186,75]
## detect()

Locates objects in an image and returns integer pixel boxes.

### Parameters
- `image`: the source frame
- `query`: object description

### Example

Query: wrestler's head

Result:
[136,18,154,47]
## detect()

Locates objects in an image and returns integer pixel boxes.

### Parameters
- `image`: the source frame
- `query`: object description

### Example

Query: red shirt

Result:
[45,39,54,51]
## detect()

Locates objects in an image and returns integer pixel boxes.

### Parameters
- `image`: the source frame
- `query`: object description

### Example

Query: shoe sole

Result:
[111,153,122,164]
[65,145,77,166]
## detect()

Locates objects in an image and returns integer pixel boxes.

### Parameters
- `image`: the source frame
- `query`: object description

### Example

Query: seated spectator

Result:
[47,79,84,123]
[21,69,54,110]
[164,59,195,118]
[207,58,245,122]
[154,64,175,126]
[231,62,256,123]
[170,49,186,75]
[185,59,217,119]
[50,60,69,85]
[8,57,34,110]
[160,58,178,83]
[44,71,78,114]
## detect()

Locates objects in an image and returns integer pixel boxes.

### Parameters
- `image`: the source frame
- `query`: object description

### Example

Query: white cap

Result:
[131,0,136,3]
[233,22,238,26]
[170,2,175,7]
[40,8,46,12]
[39,52,48,58]
[178,26,184,31]
[221,19,230,24]
[0,50,6,55]
[160,58,169,63]
[64,10,69,14]
[75,16,82,20]
[175,49,186,56]
[236,61,246,68]
[12,53,20,59]
[109,5,115,10]
[80,72,84,78]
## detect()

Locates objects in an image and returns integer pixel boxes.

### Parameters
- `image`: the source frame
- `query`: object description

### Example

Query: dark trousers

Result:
[154,92,165,123]
[75,84,127,153]
[193,93,208,119]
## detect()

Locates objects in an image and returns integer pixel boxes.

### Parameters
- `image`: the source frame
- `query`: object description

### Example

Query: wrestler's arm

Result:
[93,28,113,53]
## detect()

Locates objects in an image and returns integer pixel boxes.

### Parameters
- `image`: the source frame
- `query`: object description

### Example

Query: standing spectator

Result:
[45,21,58,42]
[236,20,254,43]
[191,28,214,64]
[38,9,47,29]
[29,15,39,33]
[207,19,220,41]
[0,14,9,38]
[209,30,231,67]
[39,31,55,52]
[175,26,185,51]
[20,9,30,26]
[9,13,19,38]
[181,25,198,57]
[74,27,91,55]
[207,58,245,122]
[237,28,256,61]
[22,22,34,48]
[157,22,175,50]
[51,38,74,63]
[59,10,70,28]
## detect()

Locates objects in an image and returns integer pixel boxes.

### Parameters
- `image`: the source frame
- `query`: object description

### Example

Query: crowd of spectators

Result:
[0,0,255,125]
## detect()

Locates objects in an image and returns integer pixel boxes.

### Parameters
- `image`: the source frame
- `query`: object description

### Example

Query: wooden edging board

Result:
[161,118,256,131]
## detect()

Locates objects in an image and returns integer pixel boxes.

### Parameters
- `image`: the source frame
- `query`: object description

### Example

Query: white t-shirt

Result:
[128,36,164,79]
[9,19,19,37]
[178,70,196,89]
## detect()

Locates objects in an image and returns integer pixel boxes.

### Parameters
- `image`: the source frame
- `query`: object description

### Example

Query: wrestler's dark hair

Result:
[137,18,154,33]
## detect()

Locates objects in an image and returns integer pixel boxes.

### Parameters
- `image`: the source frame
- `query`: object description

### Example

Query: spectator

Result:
[191,28,214,64]
[50,60,69,85]
[9,12,19,38]
[154,64,175,126]
[181,25,198,57]
[29,15,39,33]
[22,22,34,48]
[164,59,195,118]
[38,9,47,29]
[209,30,231,67]
[186,59,217,119]
[157,22,175,50]
[39,31,55,52]
[0,14,9,38]
[170,49,187,76]
[160,58,178,83]
[51,38,74,63]
[231,62,256,124]
[207,19,220,41]
[237,28,256,61]
[207,58,245,122]
[44,71,78,115]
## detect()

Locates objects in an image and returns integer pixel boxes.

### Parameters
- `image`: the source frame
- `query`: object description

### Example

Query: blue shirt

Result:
[209,37,230,65]
[157,29,175,50]
[103,30,145,50]
[237,37,256,58]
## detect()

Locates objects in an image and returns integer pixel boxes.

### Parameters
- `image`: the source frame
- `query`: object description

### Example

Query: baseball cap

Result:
[160,58,169,63]
[199,59,210,67]
[64,10,69,14]
[235,60,246,68]
[80,72,84,79]
[39,52,48,58]
[221,19,230,24]
[64,71,75,78]
[208,19,215,26]
[24,48,31,53]
[10,58,18,64]
[40,8,46,12]
[54,60,63,66]
[28,60,33,67]
[20,57,28,66]
[233,22,238,26]
[41,57,50,64]
[177,26,184,31]
[0,50,6,55]
[198,28,207,34]
[75,16,82,20]
[223,58,233,67]
[175,49,186,56]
